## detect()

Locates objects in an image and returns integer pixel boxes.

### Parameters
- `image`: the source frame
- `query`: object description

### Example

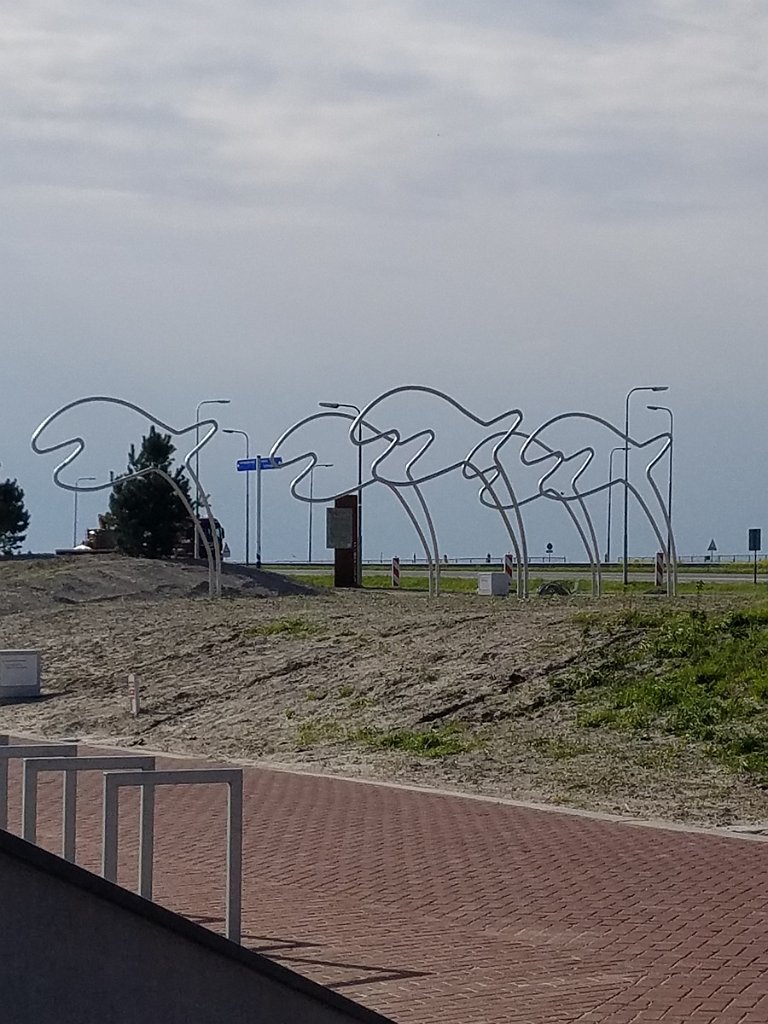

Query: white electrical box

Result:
[0,650,41,698]
[477,573,510,597]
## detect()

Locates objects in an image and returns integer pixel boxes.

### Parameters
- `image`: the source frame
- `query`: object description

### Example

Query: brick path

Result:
[5,743,768,1023]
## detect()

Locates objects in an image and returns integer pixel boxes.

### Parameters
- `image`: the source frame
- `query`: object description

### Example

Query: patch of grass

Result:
[529,736,591,759]
[338,684,355,698]
[353,723,477,758]
[296,718,343,746]
[291,572,546,594]
[555,600,768,779]
[245,617,323,638]
[294,718,476,758]
[287,574,336,590]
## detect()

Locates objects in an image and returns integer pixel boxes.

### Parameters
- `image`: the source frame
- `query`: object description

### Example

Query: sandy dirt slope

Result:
[0,555,313,616]
[1,556,767,828]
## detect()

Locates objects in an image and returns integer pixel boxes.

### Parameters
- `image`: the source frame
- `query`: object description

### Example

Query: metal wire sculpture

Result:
[273,387,677,599]
[268,410,438,591]
[520,412,676,597]
[31,396,223,597]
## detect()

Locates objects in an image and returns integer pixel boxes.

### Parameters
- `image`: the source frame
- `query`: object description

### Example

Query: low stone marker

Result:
[0,651,41,699]
[477,573,509,597]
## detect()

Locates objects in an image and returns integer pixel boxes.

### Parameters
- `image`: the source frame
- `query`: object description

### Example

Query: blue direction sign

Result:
[236,456,283,472]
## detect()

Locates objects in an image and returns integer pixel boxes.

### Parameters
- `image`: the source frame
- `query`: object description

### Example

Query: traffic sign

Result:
[707,539,717,552]
[236,456,283,472]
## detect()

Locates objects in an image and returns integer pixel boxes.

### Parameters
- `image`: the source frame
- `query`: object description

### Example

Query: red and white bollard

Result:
[655,551,665,588]
[504,553,515,580]
[391,557,401,589]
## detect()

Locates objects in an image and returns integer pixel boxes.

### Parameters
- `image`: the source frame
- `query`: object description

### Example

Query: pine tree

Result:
[0,479,30,557]
[108,427,192,558]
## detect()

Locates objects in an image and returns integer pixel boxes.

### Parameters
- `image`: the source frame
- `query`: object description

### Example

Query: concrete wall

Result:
[0,829,395,1024]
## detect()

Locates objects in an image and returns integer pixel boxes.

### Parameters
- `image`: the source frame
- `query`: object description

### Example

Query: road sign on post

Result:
[236,456,283,566]
[237,457,282,473]
[707,539,717,563]
[749,529,762,585]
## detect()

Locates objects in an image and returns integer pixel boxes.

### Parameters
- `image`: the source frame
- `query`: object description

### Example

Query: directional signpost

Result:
[236,456,282,566]
[749,529,762,585]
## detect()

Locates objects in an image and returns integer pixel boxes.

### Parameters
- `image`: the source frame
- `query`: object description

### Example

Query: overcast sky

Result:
[2,1,767,563]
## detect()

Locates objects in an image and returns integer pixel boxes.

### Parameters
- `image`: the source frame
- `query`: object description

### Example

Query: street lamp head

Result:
[650,386,669,392]
[318,402,340,409]
[222,428,238,434]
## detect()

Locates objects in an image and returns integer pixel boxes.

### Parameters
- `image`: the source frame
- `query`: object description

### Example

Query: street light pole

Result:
[319,401,363,586]
[73,476,96,546]
[223,428,250,565]
[308,463,333,562]
[623,385,668,584]
[194,399,230,559]
[647,404,674,576]
[605,446,623,563]
[256,457,262,568]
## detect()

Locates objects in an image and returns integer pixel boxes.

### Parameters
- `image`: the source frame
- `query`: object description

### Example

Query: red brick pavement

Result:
[5,743,768,1023]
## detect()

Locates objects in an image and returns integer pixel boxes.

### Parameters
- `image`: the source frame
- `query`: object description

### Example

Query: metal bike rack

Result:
[21,755,156,863]
[0,744,77,831]
[102,769,243,943]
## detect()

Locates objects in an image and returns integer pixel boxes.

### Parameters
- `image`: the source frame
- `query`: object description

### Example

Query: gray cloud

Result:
[2,1,767,558]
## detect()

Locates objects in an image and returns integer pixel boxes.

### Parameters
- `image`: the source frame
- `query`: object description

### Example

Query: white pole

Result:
[256,457,262,568]
[308,465,314,562]
[73,476,95,547]
[223,429,250,564]
[194,399,230,559]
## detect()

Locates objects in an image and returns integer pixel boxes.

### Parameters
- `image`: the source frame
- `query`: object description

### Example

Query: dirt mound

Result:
[2,563,768,828]
[0,556,314,616]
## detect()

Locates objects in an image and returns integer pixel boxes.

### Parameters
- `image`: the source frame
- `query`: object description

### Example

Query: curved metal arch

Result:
[351,385,524,442]
[31,396,222,597]
[346,387,525,597]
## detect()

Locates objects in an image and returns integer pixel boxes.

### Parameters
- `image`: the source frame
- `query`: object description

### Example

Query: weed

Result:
[353,723,476,758]
[529,736,591,759]
[338,684,355,698]
[296,718,343,746]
